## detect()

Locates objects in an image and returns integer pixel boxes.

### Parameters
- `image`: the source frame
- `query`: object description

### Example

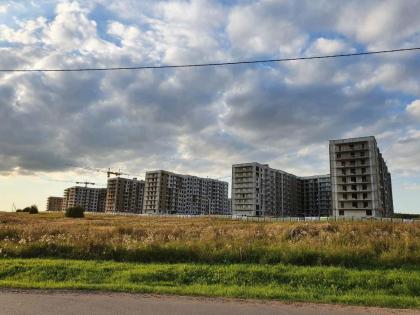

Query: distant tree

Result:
[21,207,32,213]
[29,205,38,214]
[18,205,38,214]
[65,206,85,218]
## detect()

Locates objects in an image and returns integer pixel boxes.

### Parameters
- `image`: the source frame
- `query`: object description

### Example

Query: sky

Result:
[0,0,420,213]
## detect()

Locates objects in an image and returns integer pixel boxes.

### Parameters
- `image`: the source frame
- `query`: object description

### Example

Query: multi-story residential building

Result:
[105,177,145,213]
[301,175,332,217]
[329,136,393,218]
[143,170,230,215]
[62,186,107,212]
[46,196,63,211]
[232,163,332,217]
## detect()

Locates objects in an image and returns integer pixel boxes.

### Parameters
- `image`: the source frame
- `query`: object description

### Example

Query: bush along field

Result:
[0,212,419,308]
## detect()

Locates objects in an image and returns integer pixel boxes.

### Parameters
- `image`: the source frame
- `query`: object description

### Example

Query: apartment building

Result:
[232,163,304,217]
[143,170,230,215]
[231,163,332,217]
[105,177,145,213]
[62,186,107,212]
[329,136,393,218]
[46,196,63,211]
[301,175,332,217]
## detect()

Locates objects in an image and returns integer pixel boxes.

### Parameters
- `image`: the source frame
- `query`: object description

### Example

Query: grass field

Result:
[0,258,419,308]
[0,212,419,267]
[0,212,419,308]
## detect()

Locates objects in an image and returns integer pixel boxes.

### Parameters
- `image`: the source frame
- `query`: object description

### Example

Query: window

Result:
[363,193,368,199]
[350,160,355,166]
[352,193,357,199]
[361,168,366,174]
[343,193,348,199]
[339,210,344,216]
[362,184,367,190]
[360,151,365,157]
[351,168,356,174]
[342,169,346,175]
[342,178,347,183]
[341,161,345,166]
[351,185,357,191]
[342,185,347,191]
[366,210,372,216]
[352,202,358,208]
[362,176,367,182]
[360,159,365,165]
[351,152,355,157]
[363,202,369,208]
[351,177,356,182]
[337,153,341,158]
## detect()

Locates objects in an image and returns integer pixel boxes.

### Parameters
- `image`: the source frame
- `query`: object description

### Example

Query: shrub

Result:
[65,206,85,218]
[29,205,38,214]
[19,205,38,214]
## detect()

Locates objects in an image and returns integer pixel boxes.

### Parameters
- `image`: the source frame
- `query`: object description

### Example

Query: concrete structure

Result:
[143,170,230,215]
[301,175,332,217]
[329,136,393,218]
[105,177,145,213]
[46,196,63,211]
[231,162,322,217]
[62,186,107,212]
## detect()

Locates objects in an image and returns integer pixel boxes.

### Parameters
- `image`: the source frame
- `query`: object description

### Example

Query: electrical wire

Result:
[1,47,419,72]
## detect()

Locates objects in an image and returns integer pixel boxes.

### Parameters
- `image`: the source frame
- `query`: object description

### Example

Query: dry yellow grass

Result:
[0,212,419,267]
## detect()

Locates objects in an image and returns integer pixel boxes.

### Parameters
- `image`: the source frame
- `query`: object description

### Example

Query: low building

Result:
[46,196,63,211]
[105,177,145,213]
[62,186,107,212]
[143,170,230,215]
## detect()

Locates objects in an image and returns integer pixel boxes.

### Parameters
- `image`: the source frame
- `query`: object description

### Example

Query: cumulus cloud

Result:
[1,0,420,213]
[406,100,420,119]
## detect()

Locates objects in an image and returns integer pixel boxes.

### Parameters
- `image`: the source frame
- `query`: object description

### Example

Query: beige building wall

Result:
[143,170,229,215]
[62,186,107,212]
[105,177,145,213]
[46,196,63,211]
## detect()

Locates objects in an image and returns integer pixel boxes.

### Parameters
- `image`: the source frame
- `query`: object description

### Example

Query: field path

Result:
[0,290,417,315]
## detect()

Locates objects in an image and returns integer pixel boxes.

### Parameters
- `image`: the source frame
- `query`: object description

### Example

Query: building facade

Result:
[232,163,332,217]
[46,196,63,211]
[300,175,332,217]
[143,170,230,215]
[62,186,107,212]
[105,177,145,213]
[329,136,393,218]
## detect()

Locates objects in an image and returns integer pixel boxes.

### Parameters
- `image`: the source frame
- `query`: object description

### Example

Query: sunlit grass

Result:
[0,212,419,267]
[0,258,418,308]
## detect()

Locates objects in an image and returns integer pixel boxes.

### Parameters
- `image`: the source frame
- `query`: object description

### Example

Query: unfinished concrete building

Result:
[231,163,332,217]
[330,136,394,218]
[143,170,229,215]
[301,175,332,217]
[46,196,63,211]
[105,177,145,213]
[62,186,107,212]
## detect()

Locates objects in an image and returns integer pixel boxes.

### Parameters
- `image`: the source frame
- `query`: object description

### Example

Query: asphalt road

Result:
[0,290,418,315]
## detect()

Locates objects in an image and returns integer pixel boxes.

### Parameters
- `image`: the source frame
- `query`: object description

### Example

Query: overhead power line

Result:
[1,47,420,73]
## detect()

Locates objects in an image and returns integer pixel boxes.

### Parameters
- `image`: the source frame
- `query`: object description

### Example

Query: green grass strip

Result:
[0,258,419,308]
